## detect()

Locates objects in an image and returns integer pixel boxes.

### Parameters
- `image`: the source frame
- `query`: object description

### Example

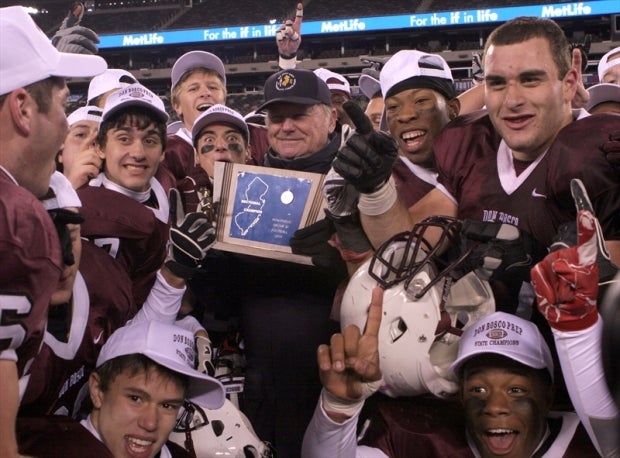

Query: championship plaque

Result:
[212,162,326,264]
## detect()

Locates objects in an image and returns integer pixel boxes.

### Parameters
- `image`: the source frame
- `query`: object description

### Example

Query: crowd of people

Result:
[1,1,619,457]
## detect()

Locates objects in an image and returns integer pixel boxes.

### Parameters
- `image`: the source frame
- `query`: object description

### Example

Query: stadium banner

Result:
[212,162,326,265]
[99,1,620,48]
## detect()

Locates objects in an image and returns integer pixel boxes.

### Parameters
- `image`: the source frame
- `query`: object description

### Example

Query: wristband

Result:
[358,176,397,216]
[320,388,365,418]
[279,53,297,69]
[320,377,382,417]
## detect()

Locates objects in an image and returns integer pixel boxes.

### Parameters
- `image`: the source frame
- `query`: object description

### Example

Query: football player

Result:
[19,170,215,419]
[58,105,103,188]
[18,321,225,458]
[0,7,106,457]
[336,17,619,311]
[302,303,601,457]
[77,83,177,306]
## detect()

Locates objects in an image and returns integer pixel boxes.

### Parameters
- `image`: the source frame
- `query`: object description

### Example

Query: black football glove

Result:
[52,26,99,55]
[289,218,346,274]
[332,101,398,194]
[457,219,546,283]
[165,188,216,279]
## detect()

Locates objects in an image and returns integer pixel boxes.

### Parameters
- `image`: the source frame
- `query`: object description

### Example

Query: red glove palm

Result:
[531,211,599,331]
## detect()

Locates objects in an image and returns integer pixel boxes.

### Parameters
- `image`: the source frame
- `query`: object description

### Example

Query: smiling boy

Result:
[77,83,172,306]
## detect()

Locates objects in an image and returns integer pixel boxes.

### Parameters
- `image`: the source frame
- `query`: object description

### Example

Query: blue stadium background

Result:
[6,0,620,116]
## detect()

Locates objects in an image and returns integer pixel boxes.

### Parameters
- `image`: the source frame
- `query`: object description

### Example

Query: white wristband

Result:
[279,54,297,69]
[320,388,365,418]
[320,379,382,418]
[358,176,397,216]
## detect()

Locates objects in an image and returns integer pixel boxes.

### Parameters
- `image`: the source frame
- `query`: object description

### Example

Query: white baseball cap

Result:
[0,6,107,96]
[87,69,138,104]
[314,67,351,97]
[42,171,82,210]
[101,83,169,123]
[171,50,226,91]
[67,105,103,127]
[358,73,382,99]
[166,120,184,135]
[380,50,455,100]
[449,311,554,381]
[585,83,620,112]
[191,104,249,145]
[97,320,225,409]
[597,46,620,81]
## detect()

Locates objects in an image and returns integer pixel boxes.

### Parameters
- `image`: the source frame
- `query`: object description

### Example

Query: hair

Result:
[95,353,190,394]
[483,16,571,80]
[171,67,227,108]
[0,76,66,112]
[97,106,167,150]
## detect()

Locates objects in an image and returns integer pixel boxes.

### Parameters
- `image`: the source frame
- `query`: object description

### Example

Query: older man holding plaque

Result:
[226,69,350,457]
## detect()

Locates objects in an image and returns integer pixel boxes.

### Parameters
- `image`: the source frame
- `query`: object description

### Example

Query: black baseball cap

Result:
[256,69,332,112]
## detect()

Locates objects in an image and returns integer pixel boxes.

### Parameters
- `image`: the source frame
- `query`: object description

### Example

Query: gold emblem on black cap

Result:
[276,72,296,91]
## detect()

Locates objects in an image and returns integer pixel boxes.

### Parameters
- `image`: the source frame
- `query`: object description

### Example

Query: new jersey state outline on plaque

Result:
[229,171,313,246]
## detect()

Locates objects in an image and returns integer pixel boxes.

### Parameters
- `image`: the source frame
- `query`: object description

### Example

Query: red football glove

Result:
[531,211,599,332]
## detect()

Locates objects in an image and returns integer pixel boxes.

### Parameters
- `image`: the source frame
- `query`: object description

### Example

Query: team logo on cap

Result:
[128,90,145,99]
[487,329,508,339]
[184,345,195,363]
[275,72,296,91]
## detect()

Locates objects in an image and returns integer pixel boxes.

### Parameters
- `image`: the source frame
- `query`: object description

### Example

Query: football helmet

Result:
[169,398,274,458]
[341,216,495,398]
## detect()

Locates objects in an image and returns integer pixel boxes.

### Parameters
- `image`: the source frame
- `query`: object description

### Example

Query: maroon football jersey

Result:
[17,416,115,458]
[392,157,437,209]
[434,111,620,249]
[359,394,472,457]
[0,170,62,383]
[248,123,269,166]
[162,132,195,185]
[19,242,135,417]
[17,415,193,458]
[77,181,169,307]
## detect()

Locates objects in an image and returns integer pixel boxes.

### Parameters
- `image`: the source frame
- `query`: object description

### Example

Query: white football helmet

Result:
[341,216,495,398]
[169,398,274,458]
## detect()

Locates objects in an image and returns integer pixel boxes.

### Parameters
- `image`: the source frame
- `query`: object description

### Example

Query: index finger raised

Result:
[344,100,373,136]
[364,286,384,337]
[293,2,303,31]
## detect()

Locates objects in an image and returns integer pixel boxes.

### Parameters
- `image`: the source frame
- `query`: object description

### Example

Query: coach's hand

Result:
[333,101,398,194]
